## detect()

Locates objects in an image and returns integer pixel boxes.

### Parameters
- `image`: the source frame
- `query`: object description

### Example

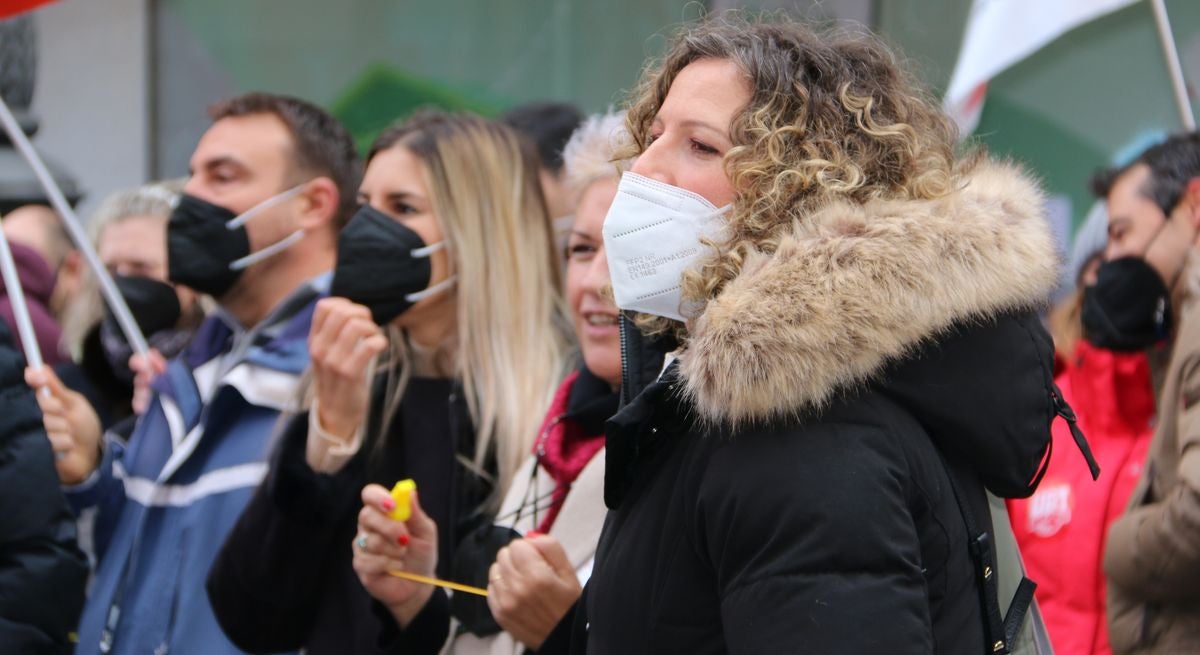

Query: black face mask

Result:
[1081,256,1172,351]
[99,275,191,382]
[167,194,251,297]
[330,205,451,325]
[108,275,182,335]
[167,186,306,297]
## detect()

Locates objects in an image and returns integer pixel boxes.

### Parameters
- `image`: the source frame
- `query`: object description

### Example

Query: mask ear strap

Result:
[229,230,305,271]
[226,184,307,229]
[405,275,457,303]
[411,240,448,258]
[710,204,733,220]
[1134,210,1199,289]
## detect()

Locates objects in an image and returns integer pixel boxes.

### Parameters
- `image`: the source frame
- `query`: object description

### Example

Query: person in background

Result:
[355,111,628,654]
[26,91,360,655]
[1008,239,1156,655]
[0,204,78,365]
[502,101,584,251]
[1100,132,1200,655]
[0,320,88,654]
[45,182,209,575]
[3,204,86,323]
[207,110,570,655]
[56,181,207,431]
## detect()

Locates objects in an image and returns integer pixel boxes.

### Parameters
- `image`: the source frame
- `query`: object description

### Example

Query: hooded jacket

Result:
[1008,340,1155,655]
[1104,258,1200,655]
[580,161,1063,654]
[64,274,328,655]
[0,321,88,654]
[0,240,65,366]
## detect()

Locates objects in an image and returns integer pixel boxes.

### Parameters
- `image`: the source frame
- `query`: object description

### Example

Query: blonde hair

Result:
[369,111,572,507]
[562,111,631,196]
[60,180,187,358]
[621,15,967,338]
[1048,250,1104,361]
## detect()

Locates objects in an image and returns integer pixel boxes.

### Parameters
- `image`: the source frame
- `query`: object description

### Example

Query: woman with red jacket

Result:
[1008,260,1156,655]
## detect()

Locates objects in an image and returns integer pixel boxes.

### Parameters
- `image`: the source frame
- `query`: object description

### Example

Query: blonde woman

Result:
[347,112,629,654]
[569,17,1070,654]
[206,111,571,654]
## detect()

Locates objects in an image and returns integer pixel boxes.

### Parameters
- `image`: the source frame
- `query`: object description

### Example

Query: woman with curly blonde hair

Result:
[574,16,1070,654]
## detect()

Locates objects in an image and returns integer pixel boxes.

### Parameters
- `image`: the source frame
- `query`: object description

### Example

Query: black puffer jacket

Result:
[207,376,493,654]
[0,322,89,654]
[576,161,1065,654]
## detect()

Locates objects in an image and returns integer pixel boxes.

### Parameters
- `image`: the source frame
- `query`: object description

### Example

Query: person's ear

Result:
[1184,177,1200,229]
[297,177,340,232]
[62,250,85,289]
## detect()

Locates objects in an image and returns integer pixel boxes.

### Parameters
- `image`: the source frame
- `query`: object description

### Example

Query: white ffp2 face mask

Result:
[601,172,730,322]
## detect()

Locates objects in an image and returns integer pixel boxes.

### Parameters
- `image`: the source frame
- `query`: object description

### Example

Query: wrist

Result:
[75,438,104,483]
[530,592,579,649]
[62,438,104,486]
[387,584,435,628]
[315,402,360,442]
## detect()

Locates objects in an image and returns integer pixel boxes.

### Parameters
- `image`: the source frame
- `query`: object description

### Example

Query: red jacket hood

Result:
[1066,339,1156,437]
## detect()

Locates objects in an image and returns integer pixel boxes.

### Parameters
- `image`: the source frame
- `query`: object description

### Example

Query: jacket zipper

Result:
[619,313,634,407]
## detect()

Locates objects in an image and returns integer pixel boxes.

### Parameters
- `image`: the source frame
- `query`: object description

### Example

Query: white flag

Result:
[944,0,1140,136]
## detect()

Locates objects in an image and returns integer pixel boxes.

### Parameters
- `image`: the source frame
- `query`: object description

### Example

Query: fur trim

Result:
[679,160,1060,425]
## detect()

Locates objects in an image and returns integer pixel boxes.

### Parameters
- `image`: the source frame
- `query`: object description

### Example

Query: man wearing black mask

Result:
[1096,133,1200,654]
[25,93,360,655]
[1082,137,1198,356]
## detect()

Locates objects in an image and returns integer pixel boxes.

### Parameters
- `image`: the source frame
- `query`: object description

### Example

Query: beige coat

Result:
[442,448,607,655]
[1105,256,1200,654]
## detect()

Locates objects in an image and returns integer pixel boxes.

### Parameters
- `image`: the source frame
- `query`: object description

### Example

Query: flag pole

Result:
[0,224,45,371]
[0,91,151,358]
[1150,0,1196,130]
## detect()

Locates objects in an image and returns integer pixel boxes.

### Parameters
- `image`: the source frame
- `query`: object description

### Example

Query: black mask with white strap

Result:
[330,204,456,325]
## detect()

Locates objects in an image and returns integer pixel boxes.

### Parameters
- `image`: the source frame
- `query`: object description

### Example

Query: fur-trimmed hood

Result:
[680,160,1060,425]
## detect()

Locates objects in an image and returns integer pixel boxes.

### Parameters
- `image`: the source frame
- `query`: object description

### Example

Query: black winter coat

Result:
[0,323,89,653]
[206,376,493,654]
[572,161,1067,654]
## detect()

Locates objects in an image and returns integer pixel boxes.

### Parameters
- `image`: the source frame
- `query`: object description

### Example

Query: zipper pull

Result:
[1051,385,1100,481]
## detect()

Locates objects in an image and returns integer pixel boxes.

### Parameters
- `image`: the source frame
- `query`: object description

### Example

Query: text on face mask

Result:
[627,247,701,280]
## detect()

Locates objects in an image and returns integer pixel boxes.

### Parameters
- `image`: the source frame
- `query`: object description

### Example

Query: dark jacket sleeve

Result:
[375,589,451,654]
[206,410,367,652]
[694,418,934,654]
[531,598,579,654]
[0,337,88,654]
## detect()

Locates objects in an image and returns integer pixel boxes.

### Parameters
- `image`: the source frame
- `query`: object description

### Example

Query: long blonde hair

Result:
[369,111,572,506]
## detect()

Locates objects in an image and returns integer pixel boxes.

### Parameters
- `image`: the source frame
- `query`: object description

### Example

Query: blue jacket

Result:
[65,276,327,655]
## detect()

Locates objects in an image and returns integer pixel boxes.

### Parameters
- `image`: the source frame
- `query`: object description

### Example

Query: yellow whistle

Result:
[389,479,416,522]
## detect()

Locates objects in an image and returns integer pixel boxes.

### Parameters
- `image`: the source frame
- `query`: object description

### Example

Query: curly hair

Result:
[620,15,969,338]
